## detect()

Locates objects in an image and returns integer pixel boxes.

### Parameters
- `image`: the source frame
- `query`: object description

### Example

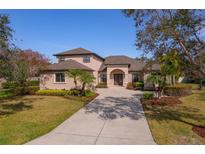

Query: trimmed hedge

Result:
[133,81,144,90]
[134,81,144,88]
[36,89,96,97]
[36,89,67,96]
[164,86,192,96]
[143,92,154,100]
[126,82,134,89]
[96,83,108,88]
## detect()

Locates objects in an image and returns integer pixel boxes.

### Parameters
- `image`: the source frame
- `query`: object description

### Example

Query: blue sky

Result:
[0,10,143,62]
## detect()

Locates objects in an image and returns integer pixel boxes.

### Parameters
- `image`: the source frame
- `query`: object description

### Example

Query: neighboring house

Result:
[40,48,160,90]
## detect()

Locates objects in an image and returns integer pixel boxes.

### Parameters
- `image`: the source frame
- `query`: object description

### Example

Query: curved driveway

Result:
[27,87,155,145]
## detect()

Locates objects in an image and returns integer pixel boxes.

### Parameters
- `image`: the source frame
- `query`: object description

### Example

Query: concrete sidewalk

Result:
[26,87,155,145]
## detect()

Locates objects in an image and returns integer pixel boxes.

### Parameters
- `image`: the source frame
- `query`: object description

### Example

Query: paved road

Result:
[27,87,155,145]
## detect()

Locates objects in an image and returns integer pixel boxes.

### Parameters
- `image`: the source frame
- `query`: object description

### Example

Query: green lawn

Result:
[0,89,13,99]
[0,95,95,144]
[143,88,205,144]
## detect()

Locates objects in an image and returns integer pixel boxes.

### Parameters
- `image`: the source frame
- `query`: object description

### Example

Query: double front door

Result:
[114,74,123,86]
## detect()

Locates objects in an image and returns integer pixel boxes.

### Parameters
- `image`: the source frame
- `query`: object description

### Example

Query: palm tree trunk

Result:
[198,79,203,90]
[74,78,77,88]
[81,83,85,96]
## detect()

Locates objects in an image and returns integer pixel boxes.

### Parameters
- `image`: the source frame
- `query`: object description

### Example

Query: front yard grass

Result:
[0,95,95,144]
[0,89,13,99]
[143,88,205,144]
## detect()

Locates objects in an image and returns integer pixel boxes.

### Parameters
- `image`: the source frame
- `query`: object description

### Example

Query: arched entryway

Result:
[110,69,125,86]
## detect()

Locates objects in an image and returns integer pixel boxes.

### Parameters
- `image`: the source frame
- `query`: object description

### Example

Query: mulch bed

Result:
[192,125,205,138]
[144,96,182,106]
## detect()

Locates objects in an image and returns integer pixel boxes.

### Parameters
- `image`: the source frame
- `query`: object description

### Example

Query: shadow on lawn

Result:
[144,104,205,127]
[85,96,144,120]
[0,96,43,116]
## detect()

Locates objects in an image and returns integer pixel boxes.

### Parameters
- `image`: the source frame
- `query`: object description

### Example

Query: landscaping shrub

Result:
[143,92,154,100]
[164,86,192,96]
[2,81,39,89]
[96,82,108,88]
[126,82,134,89]
[36,89,67,96]
[2,82,18,89]
[133,81,144,89]
[83,90,96,97]
[26,80,39,86]
[66,89,81,96]
[12,86,40,95]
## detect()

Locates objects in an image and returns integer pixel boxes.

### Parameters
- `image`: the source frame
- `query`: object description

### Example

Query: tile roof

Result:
[42,59,94,71]
[99,55,160,72]
[53,47,104,60]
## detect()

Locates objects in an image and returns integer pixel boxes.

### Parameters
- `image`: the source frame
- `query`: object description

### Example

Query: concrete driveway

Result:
[27,87,155,145]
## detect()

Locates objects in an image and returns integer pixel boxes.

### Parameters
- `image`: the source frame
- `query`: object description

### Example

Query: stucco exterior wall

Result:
[57,55,103,85]
[40,72,75,90]
[40,71,95,90]
[106,65,129,87]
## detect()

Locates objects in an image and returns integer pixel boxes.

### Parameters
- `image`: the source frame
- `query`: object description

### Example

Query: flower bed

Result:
[192,125,205,138]
[143,96,182,106]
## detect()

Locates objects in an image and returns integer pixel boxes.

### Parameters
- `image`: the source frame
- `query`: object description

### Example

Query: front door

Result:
[114,74,123,86]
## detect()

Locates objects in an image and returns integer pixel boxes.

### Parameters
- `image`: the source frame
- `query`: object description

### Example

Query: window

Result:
[83,56,90,63]
[59,57,65,62]
[132,74,139,83]
[100,74,107,83]
[55,73,65,83]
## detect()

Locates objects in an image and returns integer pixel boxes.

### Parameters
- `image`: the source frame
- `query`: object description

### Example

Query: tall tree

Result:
[124,10,205,88]
[0,14,13,49]
[0,14,15,80]
[20,49,50,77]
[0,14,30,86]
[160,50,182,85]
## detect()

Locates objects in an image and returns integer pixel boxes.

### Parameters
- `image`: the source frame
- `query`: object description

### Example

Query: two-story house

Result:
[40,48,160,90]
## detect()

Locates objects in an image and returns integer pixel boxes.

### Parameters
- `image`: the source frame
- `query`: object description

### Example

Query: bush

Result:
[96,83,108,88]
[164,86,192,96]
[2,80,39,89]
[12,86,40,95]
[26,80,39,86]
[126,82,134,89]
[133,81,144,89]
[83,90,96,97]
[2,82,18,89]
[143,92,154,100]
[36,89,67,96]
[66,89,81,96]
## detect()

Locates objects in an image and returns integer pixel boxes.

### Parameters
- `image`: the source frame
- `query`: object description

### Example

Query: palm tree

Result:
[78,71,95,94]
[160,51,182,86]
[147,72,166,98]
[66,69,82,88]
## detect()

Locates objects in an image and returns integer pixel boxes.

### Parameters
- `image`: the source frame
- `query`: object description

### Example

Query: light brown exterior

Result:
[40,48,160,90]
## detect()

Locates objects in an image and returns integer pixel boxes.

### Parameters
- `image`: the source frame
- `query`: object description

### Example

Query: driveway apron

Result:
[26,87,155,145]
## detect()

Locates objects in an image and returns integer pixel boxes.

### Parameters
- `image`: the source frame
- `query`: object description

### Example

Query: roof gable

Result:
[42,59,94,71]
[54,47,104,60]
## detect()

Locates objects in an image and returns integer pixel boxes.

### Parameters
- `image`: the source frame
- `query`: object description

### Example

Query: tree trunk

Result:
[198,79,203,90]
[74,78,77,88]
[81,83,86,96]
